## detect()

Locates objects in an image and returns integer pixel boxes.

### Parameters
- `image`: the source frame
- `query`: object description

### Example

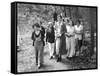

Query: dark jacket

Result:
[46,26,55,43]
[31,26,45,46]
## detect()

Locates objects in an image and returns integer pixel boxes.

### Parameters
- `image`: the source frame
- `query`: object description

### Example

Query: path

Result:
[17,37,96,73]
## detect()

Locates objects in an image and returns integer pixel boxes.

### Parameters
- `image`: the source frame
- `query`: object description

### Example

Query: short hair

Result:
[71,20,74,26]
[72,21,74,26]
[32,23,40,29]
[77,20,81,24]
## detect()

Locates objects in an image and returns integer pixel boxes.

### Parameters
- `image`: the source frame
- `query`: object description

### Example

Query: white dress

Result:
[65,25,75,57]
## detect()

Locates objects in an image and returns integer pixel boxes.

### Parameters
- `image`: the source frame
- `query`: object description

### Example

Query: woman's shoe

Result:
[67,57,72,60]
[57,56,62,62]
[37,63,44,69]
[49,56,53,60]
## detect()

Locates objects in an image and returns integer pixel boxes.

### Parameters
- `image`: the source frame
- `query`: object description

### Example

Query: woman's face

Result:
[57,16,61,22]
[48,25,51,32]
[65,19,70,25]
[67,20,72,26]
[34,26,41,32]
[76,22,80,26]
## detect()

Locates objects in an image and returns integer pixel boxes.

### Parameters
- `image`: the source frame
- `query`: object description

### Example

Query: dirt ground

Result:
[17,36,97,73]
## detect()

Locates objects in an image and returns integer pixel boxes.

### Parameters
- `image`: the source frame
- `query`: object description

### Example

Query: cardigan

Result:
[46,26,55,43]
[31,26,45,46]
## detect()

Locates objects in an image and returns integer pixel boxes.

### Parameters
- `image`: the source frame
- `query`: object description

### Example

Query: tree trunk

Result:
[89,8,97,56]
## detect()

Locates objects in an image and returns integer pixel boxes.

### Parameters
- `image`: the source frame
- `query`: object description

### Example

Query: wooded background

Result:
[17,3,97,34]
[17,3,97,55]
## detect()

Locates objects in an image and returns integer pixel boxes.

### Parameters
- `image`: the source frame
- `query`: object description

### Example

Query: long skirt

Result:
[66,36,75,57]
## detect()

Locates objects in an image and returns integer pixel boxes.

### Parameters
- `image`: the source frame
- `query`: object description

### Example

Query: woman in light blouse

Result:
[65,18,76,59]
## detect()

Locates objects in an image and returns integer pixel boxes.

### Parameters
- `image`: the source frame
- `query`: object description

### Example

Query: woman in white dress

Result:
[65,19,76,59]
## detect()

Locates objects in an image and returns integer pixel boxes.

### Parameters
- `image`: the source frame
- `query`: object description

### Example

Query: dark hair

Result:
[77,20,81,24]
[72,21,74,26]
[67,19,70,23]
[32,23,40,29]
[60,15,62,19]
[40,21,42,25]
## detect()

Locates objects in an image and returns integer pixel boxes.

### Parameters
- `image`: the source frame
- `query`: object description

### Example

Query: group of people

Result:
[31,13,83,69]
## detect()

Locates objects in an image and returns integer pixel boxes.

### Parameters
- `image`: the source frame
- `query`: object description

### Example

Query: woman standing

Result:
[31,23,44,69]
[54,15,63,62]
[65,19,76,59]
[74,20,83,56]
[46,22,55,59]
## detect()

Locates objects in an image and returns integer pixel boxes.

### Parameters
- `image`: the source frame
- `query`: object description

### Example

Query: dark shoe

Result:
[36,62,38,65]
[49,56,54,60]
[67,57,72,60]
[66,57,69,59]
[72,55,78,59]
[57,57,62,62]
[38,63,44,69]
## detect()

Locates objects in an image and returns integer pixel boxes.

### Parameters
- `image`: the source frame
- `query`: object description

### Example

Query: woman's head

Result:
[32,23,41,31]
[76,20,81,25]
[57,15,63,22]
[68,19,74,26]
[47,22,53,32]
[64,17,70,24]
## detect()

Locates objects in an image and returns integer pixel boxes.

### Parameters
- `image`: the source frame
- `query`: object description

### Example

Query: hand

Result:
[65,33,69,36]
[57,34,61,37]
